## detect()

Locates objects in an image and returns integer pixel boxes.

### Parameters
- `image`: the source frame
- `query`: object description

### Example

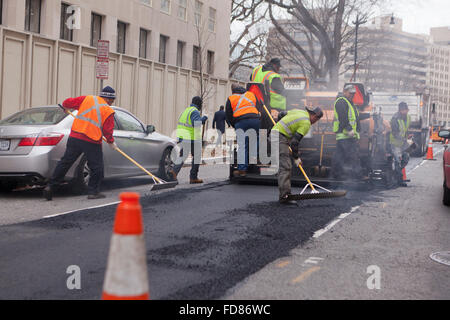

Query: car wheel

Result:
[444,181,450,206]
[158,148,175,181]
[73,156,90,194]
[0,181,18,193]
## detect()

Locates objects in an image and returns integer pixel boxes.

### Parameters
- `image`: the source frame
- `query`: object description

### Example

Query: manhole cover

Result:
[430,252,450,266]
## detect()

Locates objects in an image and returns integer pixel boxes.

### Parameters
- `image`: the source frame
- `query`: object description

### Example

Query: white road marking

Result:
[313,206,360,239]
[43,201,121,219]
[408,147,444,174]
[301,257,324,267]
[312,148,443,239]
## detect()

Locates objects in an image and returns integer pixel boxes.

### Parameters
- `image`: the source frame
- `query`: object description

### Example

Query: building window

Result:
[194,0,203,27]
[193,45,200,71]
[0,0,3,25]
[25,0,41,33]
[208,7,216,32]
[161,0,171,14]
[91,13,103,47]
[207,50,214,74]
[60,3,74,41]
[177,0,187,21]
[139,29,149,59]
[159,35,169,64]
[177,41,185,67]
[117,21,127,54]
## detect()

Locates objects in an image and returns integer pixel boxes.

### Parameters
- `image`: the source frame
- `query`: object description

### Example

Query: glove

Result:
[348,130,355,138]
[108,141,118,150]
[294,158,302,167]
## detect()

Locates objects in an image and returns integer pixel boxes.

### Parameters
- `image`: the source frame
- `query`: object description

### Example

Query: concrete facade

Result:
[1,0,231,78]
[428,27,450,124]
[0,0,237,135]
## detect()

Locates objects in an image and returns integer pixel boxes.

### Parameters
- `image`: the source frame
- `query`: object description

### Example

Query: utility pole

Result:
[352,14,368,82]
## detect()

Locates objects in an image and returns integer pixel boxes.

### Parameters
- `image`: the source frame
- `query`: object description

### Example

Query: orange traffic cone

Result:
[424,138,436,160]
[102,193,150,300]
[402,168,407,181]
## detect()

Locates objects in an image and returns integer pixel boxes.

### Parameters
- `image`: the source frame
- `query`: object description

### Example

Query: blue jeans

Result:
[235,118,261,171]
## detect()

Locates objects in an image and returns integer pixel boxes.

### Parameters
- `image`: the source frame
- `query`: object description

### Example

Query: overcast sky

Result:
[385,0,450,35]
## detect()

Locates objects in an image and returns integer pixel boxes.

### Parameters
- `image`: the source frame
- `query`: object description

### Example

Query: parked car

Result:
[0,105,178,192]
[438,129,450,206]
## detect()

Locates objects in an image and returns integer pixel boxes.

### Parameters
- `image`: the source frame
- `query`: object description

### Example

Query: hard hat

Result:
[306,107,324,119]
[269,58,281,67]
[343,84,357,94]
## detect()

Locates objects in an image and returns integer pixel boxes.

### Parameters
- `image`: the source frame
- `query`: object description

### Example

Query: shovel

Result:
[262,104,347,200]
[59,104,177,191]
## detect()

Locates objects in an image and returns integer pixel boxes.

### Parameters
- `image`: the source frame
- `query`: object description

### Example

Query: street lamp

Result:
[352,14,368,82]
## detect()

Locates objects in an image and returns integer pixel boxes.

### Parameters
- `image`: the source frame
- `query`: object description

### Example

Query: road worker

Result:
[332,84,370,181]
[272,107,324,205]
[43,86,117,201]
[172,96,208,184]
[390,102,412,187]
[226,84,261,177]
[251,58,287,120]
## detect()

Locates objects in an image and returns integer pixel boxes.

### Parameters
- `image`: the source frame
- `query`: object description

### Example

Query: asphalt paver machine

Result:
[229,78,400,189]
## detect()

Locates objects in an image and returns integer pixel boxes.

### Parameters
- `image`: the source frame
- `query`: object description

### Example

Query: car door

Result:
[103,114,128,177]
[112,110,159,175]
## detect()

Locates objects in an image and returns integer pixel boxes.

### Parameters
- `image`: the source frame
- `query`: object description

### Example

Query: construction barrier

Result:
[102,192,150,300]
[424,138,436,161]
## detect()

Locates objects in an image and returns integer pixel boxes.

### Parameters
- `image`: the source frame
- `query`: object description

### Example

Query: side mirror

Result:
[438,130,450,139]
[147,125,156,134]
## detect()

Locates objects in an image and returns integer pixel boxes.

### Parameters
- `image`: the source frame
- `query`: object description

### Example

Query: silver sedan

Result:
[0,105,178,192]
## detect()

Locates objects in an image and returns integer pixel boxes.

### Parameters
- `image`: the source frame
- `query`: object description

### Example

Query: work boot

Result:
[87,193,106,200]
[168,169,178,181]
[279,195,298,206]
[233,170,247,178]
[43,185,53,201]
[190,178,204,184]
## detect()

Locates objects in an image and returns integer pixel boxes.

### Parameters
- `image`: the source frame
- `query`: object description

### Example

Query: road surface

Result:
[0,145,448,300]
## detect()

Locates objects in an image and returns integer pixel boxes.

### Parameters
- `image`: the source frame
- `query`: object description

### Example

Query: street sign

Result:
[97,40,110,59]
[96,57,109,80]
[96,40,109,80]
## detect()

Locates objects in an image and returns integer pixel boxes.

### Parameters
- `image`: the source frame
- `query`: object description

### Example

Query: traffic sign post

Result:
[96,40,110,89]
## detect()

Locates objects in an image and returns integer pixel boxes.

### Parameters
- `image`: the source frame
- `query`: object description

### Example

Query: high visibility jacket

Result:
[177,106,201,141]
[229,92,259,118]
[272,109,311,139]
[390,114,411,147]
[251,65,286,111]
[333,97,360,141]
[71,96,115,142]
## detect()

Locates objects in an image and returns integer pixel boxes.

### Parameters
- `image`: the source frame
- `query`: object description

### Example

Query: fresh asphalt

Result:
[0,145,448,300]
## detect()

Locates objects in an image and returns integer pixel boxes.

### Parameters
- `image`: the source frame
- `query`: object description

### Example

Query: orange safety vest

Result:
[71,96,115,142]
[229,92,259,118]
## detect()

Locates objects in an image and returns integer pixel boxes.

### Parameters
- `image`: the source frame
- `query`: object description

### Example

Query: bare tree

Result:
[266,0,385,89]
[229,0,268,80]
[193,12,216,105]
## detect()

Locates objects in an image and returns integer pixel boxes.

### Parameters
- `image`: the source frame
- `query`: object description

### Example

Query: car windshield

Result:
[0,107,68,126]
